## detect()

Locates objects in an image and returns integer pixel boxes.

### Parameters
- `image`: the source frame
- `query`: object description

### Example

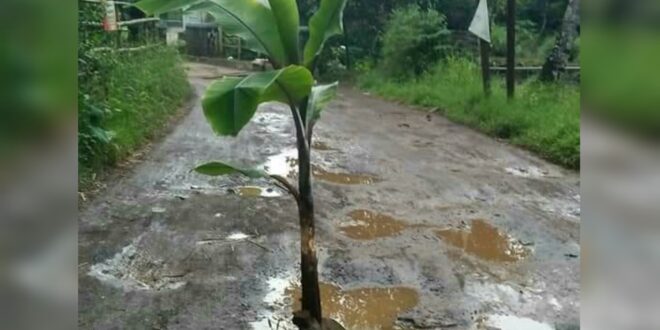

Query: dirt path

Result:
[79,63,580,330]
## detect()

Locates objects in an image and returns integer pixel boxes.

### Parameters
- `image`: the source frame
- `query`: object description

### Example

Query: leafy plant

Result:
[136,0,347,328]
[380,5,448,78]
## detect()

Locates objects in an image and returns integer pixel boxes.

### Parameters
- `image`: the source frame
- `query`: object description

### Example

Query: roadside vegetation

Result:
[356,4,580,169]
[78,2,190,189]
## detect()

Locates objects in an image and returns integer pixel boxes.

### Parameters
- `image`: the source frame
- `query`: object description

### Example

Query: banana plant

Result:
[136,0,347,328]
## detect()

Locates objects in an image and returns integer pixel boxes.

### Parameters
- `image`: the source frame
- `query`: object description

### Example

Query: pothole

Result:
[312,166,380,185]
[312,141,337,151]
[478,314,554,330]
[88,238,187,291]
[340,210,412,240]
[435,219,530,263]
[263,148,298,178]
[252,275,419,330]
[288,283,419,330]
[339,210,436,240]
[504,166,553,178]
[230,186,283,198]
[264,149,379,185]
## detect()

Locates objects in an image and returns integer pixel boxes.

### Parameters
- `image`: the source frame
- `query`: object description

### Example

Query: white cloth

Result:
[469,0,491,43]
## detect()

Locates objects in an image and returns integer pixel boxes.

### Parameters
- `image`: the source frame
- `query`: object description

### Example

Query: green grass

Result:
[358,58,580,169]
[79,46,191,187]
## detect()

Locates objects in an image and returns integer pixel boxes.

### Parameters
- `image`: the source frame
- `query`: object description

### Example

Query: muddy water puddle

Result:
[340,210,432,240]
[313,166,380,185]
[264,149,299,178]
[263,149,380,185]
[231,186,283,198]
[289,283,419,330]
[435,220,529,263]
[312,141,337,151]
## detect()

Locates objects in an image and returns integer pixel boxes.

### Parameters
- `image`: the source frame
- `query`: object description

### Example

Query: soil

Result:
[79,62,580,330]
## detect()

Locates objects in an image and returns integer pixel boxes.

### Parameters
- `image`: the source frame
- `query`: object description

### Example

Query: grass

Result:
[79,46,191,188]
[358,58,580,169]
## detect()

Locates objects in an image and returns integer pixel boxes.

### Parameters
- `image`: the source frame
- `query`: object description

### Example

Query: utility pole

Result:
[506,0,516,100]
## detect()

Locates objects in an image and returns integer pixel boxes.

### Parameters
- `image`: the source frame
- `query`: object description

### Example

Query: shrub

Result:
[381,5,449,78]
[78,45,190,176]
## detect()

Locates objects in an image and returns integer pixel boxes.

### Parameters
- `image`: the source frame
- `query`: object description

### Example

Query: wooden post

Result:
[343,18,351,70]
[479,39,491,97]
[237,37,242,60]
[506,0,516,100]
[218,27,223,56]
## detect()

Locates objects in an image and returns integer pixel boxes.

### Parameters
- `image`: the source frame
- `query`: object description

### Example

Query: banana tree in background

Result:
[136,0,347,328]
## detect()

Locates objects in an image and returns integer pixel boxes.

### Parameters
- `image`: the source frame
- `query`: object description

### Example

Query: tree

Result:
[540,0,579,81]
[135,0,347,328]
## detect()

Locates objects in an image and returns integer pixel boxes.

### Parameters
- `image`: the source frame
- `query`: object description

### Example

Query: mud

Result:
[233,186,283,198]
[436,219,529,263]
[312,141,337,151]
[312,166,380,185]
[79,63,580,330]
[339,209,426,240]
[289,283,419,330]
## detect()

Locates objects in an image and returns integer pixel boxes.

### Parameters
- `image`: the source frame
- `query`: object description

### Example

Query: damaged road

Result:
[79,63,580,330]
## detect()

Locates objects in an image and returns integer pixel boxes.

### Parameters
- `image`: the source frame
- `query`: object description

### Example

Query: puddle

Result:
[288,283,419,330]
[481,314,554,330]
[253,274,419,330]
[312,141,336,151]
[340,210,409,240]
[227,232,250,241]
[263,149,378,185]
[504,166,551,178]
[88,238,186,291]
[312,166,379,185]
[263,148,298,178]
[197,232,251,245]
[435,220,529,263]
[232,186,283,198]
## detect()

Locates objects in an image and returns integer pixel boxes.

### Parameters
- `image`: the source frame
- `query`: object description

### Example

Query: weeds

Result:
[79,46,190,186]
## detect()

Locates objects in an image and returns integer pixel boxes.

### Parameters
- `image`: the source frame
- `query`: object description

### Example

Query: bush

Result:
[381,5,449,78]
[491,20,555,64]
[78,46,190,177]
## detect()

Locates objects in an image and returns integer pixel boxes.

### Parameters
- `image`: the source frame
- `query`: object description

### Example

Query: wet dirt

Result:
[339,209,433,240]
[312,166,380,185]
[233,186,283,198]
[435,219,529,263]
[312,141,337,151]
[79,63,580,330]
[288,283,419,330]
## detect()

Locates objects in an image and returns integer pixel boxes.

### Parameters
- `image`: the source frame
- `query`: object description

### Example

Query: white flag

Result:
[469,0,491,43]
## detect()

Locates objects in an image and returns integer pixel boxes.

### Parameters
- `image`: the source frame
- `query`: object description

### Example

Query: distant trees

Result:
[540,0,580,81]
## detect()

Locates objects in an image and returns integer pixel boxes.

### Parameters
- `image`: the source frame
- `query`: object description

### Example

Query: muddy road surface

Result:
[79,63,580,330]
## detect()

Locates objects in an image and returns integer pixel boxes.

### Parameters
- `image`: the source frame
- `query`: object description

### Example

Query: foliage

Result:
[359,58,580,169]
[78,1,190,182]
[491,20,556,64]
[202,65,313,136]
[79,46,190,172]
[297,0,570,63]
[380,5,449,78]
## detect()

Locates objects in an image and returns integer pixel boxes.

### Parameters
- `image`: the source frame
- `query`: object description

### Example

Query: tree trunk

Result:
[294,102,323,328]
[540,0,580,82]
